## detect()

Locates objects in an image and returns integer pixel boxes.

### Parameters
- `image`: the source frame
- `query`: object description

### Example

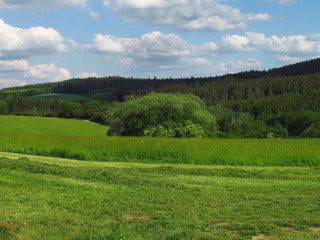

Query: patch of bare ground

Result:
[123,215,150,221]
[252,234,268,240]
[0,221,15,235]
[310,228,320,234]
[282,227,301,233]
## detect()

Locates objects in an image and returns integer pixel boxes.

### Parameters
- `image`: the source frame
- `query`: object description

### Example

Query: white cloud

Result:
[0,78,27,89]
[91,31,196,66]
[0,19,67,59]
[0,0,89,10]
[265,0,294,5]
[220,32,320,60]
[0,60,71,89]
[213,58,263,74]
[24,63,71,82]
[221,35,252,52]
[102,0,271,31]
[75,72,101,78]
[90,31,265,77]
[307,33,320,41]
[87,9,100,20]
[0,59,28,72]
[275,55,301,62]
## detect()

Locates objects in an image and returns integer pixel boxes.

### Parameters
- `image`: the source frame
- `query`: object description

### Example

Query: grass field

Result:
[0,116,108,136]
[1,152,320,240]
[0,116,319,239]
[0,116,320,167]
[30,93,87,99]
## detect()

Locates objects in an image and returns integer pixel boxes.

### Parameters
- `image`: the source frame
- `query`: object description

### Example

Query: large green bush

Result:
[107,93,217,137]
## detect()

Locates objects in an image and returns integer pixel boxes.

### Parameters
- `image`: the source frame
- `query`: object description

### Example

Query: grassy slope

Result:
[0,115,108,136]
[0,116,320,167]
[30,93,86,99]
[0,152,320,240]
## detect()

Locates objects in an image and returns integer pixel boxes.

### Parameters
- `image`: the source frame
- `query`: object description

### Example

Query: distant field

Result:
[30,93,86,99]
[0,152,319,240]
[0,116,319,167]
[0,115,108,136]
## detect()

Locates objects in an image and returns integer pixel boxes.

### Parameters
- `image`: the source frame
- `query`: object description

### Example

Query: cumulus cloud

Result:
[220,32,320,60]
[0,59,29,72]
[0,0,89,10]
[213,58,262,74]
[91,30,320,74]
[0,59,71,89]
[0,78,27,89]
[91,31,197,67]
[102,0,271,31]
[0,19,67,59]
[275,55,302,63]
[90,31,265,77]
[75,72,101,78]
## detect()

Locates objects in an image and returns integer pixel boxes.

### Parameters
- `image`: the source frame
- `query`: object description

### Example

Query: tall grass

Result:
[0,135,319,167]
[1,115,319,167]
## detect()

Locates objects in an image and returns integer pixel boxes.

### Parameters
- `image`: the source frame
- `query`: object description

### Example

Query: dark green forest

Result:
[1,58,320,138]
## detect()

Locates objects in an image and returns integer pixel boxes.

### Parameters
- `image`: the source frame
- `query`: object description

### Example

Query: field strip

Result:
[0,151,312,171]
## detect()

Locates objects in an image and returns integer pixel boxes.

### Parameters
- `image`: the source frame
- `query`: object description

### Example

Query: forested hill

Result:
[1,57,320,114]
[3,58,320,94]
[226,57,320,79]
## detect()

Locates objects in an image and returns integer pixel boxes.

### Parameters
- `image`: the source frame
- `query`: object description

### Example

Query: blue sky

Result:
[0,0,320,89]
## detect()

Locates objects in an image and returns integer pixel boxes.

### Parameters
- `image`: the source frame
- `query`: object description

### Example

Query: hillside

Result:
[0,116,108,136]
[2,58,320,96]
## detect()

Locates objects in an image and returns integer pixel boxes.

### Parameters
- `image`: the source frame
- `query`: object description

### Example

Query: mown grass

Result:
[0,153,320,240]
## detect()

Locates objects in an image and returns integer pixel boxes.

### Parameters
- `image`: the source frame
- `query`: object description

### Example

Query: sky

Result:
[0,0,320,89]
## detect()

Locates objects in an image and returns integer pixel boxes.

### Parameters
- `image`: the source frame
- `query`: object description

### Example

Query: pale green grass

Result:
[0,116,107,136]
[30,93,86,99]
[0,152,319,240]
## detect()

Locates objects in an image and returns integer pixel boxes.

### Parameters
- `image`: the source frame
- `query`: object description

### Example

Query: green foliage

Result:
[267,122,289,138]
[143,122,205,138]
[300,121,320,138]
[264,111,320,136]
[143,125,175,138]
[108,93,217,137]
[60,101,83,118]
[0,100,8,115]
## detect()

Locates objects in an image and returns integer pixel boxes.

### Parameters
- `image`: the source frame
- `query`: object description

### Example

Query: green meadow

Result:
[0,116,108,136]
[30,93,87,100]
[0,116,319,239]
